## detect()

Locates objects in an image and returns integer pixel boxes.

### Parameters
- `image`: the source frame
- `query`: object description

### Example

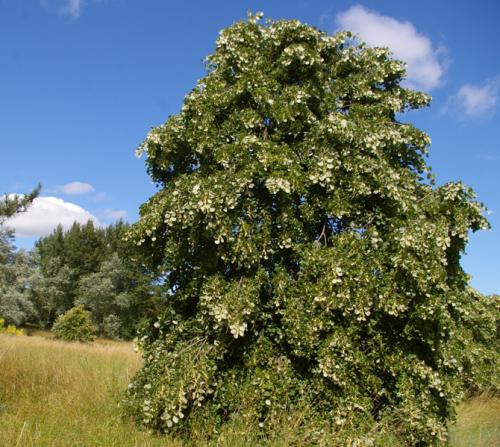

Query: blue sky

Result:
[1,0,499,294]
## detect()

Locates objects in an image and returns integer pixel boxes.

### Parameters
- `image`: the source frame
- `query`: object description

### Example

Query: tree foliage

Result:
[0,185,41,326]
[0,184,41,222]
[455,290,499,394]
[0,229,38,326]
[34,220,162,337]
[77,253,162,339]
[123,14,495,446]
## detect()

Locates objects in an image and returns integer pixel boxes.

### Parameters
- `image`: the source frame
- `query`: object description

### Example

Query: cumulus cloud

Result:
[103,209,128,220]
[54,181,95,195]
[449,78,500,118]
[335,5,445,90]
[4,196,99,237]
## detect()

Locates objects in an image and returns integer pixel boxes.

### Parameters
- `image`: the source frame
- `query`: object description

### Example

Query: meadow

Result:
[0,333,498,447]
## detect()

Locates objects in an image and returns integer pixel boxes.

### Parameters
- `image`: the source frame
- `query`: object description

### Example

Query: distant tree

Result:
[35,224,66,275]
[35,220,107,316]
[0,227,15,266]
[101,314,122,339]
[0,184,40,326]
[123,14,492,446]
[0,230,37,326]
[62,220,106,278]
[33,220,161,337]
[77,253,163,339]
[27,256,74,327]
[36,221,106,281]
[103,220,132,258]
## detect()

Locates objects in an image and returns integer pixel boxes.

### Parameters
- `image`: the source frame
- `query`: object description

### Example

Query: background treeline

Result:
[0,220,164,339]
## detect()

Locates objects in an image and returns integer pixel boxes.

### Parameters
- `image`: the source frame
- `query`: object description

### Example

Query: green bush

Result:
[52,306,95,342]
[123,13,496,446]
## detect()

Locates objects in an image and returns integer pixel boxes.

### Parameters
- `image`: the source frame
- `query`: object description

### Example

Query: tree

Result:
[0,184,40,327]
[28,257,74,328]
[123,15,490,445]
[0,229,37,326]
[76,253,163,339]
[36,220,105,282]
[35,224,66,275]
[0,184,41,222]
[62,220,106,278]
[35,220,109,321]
[32,220,161,336]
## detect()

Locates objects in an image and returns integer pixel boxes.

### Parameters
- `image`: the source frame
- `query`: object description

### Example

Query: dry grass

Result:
[0,334,179,447]
[448,394,500,447]
[0,333,498,446]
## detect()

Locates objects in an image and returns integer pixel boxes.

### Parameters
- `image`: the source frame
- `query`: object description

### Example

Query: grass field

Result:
[0,334,498,447]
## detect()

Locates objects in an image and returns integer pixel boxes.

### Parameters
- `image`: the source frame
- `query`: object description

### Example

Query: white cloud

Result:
[103,209,128,220]
[40,0,85,20]
[55,181,95,195]
[452,78,500,118]
[335,5,445,90]
[4,196,99,237]
[58,0,84,19]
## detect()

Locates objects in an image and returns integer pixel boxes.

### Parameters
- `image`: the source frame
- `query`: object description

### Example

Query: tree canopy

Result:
[123,14,491,446]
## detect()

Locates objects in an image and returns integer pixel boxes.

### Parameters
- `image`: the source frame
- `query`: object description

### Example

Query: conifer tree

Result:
[0,184,41,222]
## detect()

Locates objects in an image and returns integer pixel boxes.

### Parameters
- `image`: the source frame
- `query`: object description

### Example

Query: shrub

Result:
[52,306,95,342]
[123,13,494,446]
[0,316,25,336]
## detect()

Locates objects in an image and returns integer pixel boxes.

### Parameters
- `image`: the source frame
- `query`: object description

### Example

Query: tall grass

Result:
[0,334,498,446]
[0,334,178,446]
[448,395,500,447]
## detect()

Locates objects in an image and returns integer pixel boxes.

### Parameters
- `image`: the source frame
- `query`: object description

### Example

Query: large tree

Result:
[124,14,490,446]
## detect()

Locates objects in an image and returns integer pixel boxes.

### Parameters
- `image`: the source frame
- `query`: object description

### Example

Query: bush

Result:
[0,316,25,336]
[52,306,95,342]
